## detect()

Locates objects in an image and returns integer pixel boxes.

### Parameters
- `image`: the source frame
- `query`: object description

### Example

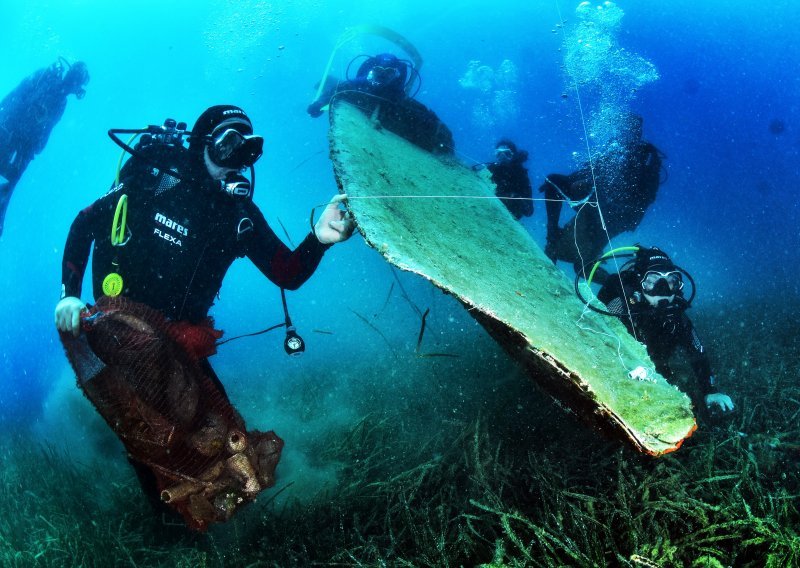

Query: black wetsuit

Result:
[61,145,329,323]
[488,160,533,220]
[62,144,331,512]
[540,140,662,275]
[0,64,73,236]
[308,78,454,156]
[598,272,715,398]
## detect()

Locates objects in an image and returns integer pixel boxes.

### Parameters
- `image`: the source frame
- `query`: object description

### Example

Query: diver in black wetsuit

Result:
[55,103,353,347]
[307,52,454,155]
[477,139,533,220]
[54,105,354,517]
[540,114,662,282]
[597,246,734,414]
[0,58,89,237]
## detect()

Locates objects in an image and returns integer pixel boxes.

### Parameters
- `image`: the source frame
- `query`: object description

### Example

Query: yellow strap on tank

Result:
[311,24,425,106]
[111,194,129,246]
[586,246,640,287]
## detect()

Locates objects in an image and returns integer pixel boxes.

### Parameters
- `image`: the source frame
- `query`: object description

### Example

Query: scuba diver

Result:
[307,52,454,156]
[0,58,89,237]
[53,105,355,523]
[539,114,663,282]
[307,52,409,116]
[474,139,533,220]
[593,246,734,414]
[55,104,353,328]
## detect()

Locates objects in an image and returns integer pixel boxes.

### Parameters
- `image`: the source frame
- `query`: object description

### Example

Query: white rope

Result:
[553,0,640,368]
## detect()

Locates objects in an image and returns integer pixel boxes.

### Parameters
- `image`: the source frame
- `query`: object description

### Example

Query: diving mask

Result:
[495,146,514,163]
[641,270,683,295]
[366,65,401,87]
[208,128,263,169]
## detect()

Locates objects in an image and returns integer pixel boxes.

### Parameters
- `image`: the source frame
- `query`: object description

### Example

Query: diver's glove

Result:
[55,296,87,337]
[314,194,355,245]
[307,102,324,118]
[705,392,735,412]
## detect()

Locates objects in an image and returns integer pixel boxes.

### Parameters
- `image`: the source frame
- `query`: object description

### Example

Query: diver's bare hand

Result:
[55,296,86,337]
[315,194,355,244]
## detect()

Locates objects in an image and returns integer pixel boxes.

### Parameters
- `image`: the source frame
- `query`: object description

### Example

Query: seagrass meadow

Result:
[2,0,799,566]
[2,300,797,567]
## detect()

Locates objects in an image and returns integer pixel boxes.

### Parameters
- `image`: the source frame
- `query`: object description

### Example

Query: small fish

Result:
[417,352,460,359]
[416,308,431,353]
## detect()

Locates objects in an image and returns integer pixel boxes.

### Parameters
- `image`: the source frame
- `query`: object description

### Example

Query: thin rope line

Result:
[555,0,603,280]
[346,195,560,202]
[554,0,639,370]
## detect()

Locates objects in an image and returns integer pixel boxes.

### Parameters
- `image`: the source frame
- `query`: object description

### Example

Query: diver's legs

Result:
[199,359,231,402]
[0,151,28,238]
[542,174,570,237]
[553,209,610,283]
[0,179,16,238]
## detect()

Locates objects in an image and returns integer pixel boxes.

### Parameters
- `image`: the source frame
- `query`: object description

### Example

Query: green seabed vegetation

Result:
[1,302,798,567]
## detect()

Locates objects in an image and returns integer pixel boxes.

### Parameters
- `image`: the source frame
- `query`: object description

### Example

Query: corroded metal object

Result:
[328,100,696,456]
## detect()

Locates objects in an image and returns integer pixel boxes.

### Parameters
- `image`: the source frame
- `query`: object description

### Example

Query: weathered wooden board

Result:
[328,100,696,456]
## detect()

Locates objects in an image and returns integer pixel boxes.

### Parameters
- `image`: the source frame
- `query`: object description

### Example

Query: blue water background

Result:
[0,0,797,480]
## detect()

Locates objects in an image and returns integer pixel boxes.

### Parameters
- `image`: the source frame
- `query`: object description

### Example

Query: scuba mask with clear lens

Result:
[209,128,263,169]
[495,147,514,163]
[641,271,682,295]
[366,65,401,87]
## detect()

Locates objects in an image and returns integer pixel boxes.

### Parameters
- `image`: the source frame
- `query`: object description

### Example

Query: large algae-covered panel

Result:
[328,101,695,455]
